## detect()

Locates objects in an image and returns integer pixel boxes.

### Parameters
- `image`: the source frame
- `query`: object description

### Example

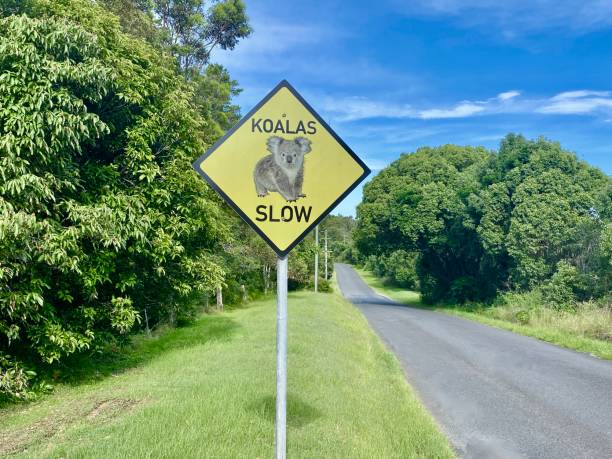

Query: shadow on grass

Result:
[248,393,322,428]
[43,314,240,388]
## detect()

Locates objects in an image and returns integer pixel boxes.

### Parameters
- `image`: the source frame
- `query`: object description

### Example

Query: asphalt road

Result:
[335,263,612,459]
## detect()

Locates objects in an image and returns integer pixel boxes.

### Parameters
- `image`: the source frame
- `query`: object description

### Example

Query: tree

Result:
[151,0,251,73]
[476,135,610,293]
[355,145,493,302]
[100,0,161,44]
[354,135,611,305]
[193,64,242,143]
[0,0,234,399]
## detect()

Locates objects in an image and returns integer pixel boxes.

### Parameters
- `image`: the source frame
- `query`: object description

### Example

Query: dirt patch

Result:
[86,397,140,421]
[0,413,68,456]
[0,397,144,456]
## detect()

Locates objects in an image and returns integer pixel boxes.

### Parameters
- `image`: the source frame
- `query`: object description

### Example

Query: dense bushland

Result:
[0,0,228,398]
[354,136,611,308]
[0,0,329,400]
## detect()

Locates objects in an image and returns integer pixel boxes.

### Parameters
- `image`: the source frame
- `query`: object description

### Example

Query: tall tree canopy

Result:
[0,0,253,399]
[354,137,611,304]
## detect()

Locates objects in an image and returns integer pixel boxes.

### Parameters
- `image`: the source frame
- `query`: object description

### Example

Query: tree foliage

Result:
[354,137,611,305]
[151,0,251,73]
[0,0,255,399]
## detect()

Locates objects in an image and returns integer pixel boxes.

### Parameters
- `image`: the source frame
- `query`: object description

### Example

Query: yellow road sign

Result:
[193,80,370,257]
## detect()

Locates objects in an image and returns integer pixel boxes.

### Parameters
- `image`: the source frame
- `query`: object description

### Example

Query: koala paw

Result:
[258,192,268,197]
[298,193,306,198]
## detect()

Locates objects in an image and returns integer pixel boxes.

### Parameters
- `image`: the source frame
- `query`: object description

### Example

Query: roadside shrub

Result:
[364,255,382,277]
[287,240,314,290]
[0,354,31,401]
[474,290,542,324]
[540,261,579,310]
[448,276,480,303]
[496,290,543,310]
[364,251,419,290]
[517,300,611,342]
[340,245,362,264]
[315,279,333,293]
[459,290,611,343]
[385,250,419,289]
[514,310,530,325]
[419,273,442,305]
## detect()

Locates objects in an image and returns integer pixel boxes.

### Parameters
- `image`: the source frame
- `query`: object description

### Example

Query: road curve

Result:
[335,263,612,459]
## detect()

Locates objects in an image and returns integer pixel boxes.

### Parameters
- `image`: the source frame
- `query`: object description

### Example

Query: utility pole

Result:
[324,230,328,280]
[216,286,223,311]
[314,225,319,292]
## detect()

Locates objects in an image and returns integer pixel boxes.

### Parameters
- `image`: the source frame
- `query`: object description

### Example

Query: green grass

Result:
[355,267,612,361]
[0,290,454,458]
[354,268,422,306]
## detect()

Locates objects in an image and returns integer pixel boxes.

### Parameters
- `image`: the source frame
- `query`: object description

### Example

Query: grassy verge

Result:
[354,267,612,361]
[0,290,454,458]
[355,268,422,306]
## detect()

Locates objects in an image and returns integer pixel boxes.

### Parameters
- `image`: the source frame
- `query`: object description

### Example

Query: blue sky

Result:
[214,0,612,216]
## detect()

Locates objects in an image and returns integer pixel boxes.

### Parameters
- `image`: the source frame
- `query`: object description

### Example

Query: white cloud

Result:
[550,90,611,100]
[538,91,612,114]
[322,89,612,121]
[322,97,416,121]
[419,102,486,119]
[389,0,612,37]
[498,91,521,101]
[213,20,333,72]
[325,91,517,121]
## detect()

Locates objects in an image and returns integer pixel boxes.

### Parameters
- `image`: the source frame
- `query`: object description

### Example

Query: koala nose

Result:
[286,155,293,163]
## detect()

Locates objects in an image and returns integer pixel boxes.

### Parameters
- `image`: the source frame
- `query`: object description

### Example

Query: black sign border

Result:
[192,80,371,259]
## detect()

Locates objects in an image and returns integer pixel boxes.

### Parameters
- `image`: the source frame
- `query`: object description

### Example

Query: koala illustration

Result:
[254,136,312,201]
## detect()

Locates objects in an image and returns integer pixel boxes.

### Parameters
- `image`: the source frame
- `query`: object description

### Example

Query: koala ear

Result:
[294,137,312,154]
[267,136,283,153]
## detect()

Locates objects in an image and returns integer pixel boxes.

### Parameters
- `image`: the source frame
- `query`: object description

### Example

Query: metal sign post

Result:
[191,80,369,459]
[314,225,319,292]
[275,256,288,459]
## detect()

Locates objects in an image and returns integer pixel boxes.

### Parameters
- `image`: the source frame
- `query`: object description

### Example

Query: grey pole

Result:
[275,256,288,459]
[324,230,328,280]
[314,226,319,292]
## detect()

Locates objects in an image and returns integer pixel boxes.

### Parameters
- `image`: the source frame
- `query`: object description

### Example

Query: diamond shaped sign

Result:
[192,80,370,257]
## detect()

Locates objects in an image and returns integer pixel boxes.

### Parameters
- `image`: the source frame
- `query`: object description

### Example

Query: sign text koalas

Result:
[251,118,317,135]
